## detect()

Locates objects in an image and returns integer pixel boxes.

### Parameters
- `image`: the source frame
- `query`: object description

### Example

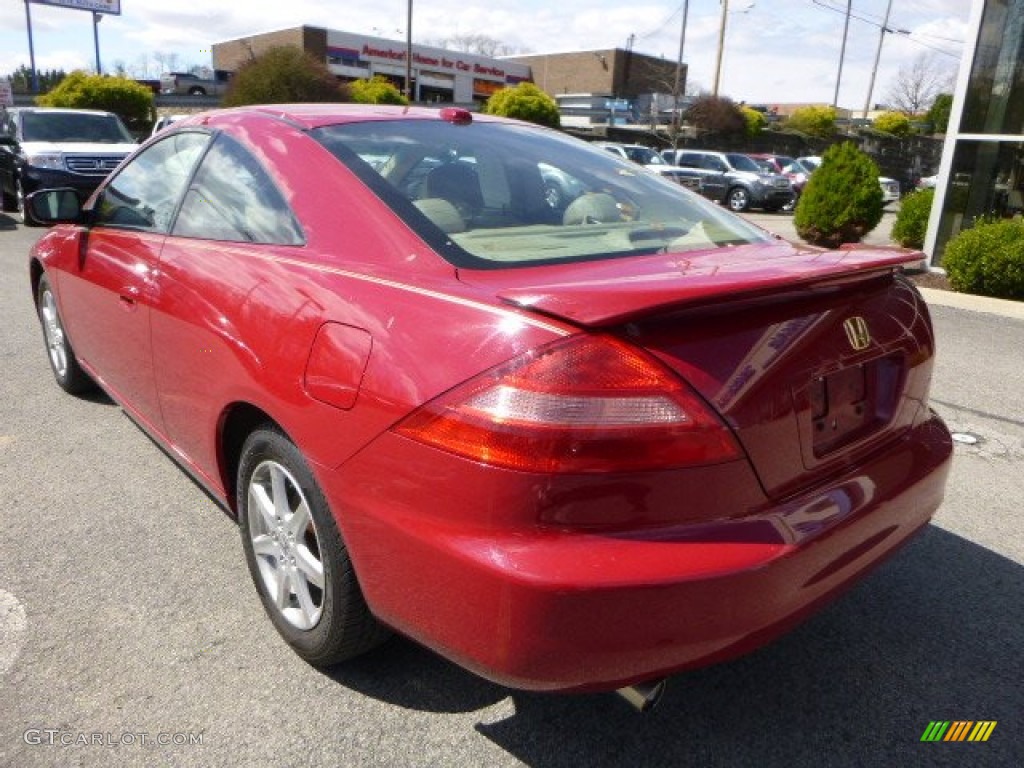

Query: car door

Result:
[151,132,305,483]
[700,155,729,202]
[55,131,210,429]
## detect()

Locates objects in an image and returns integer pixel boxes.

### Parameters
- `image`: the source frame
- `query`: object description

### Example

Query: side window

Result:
[173,134,304,245]
[94,131,209,232]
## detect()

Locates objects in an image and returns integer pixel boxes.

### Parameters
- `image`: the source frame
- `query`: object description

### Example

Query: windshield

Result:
[312,120,771,269]
[22,111,133,143]
[726,153,764,173]
[624,146,665,165]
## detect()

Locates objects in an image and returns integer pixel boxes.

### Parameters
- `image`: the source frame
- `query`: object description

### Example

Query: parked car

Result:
[151,114,189,136]
[593,142,701,190]
[798,155,901,206]
[160,71,231,97]
[0,106,136,225]
[916,174,938,189]
[662,148,795,212]
[748,153,812,210]
[26,105,952,706]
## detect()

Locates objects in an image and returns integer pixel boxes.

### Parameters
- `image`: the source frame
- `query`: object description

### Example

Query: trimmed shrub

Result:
[483,83,560,128]
[350,75,408,105]
[891,188,934,249]
[872,111,912,137]
[36,71,154,133]
[794,142,884,248]
[786,105,836,138]
[741,106,767,137]
[222,47,349,107]
[943,218,1024,301]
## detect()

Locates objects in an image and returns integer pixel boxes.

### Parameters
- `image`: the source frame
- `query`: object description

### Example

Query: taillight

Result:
[393,335,742,473]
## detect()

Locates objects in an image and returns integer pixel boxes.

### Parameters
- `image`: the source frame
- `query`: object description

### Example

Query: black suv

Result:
[0,107,137,224]
[661,149,794,212]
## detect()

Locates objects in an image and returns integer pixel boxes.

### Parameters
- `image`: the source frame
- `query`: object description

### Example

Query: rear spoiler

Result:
[484,244,926,327]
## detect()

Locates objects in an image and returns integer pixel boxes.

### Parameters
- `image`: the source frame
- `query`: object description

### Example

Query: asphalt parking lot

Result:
[1,214,1021,767]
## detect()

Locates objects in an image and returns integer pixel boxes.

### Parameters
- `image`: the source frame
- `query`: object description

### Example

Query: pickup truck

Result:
[160,71,231,97]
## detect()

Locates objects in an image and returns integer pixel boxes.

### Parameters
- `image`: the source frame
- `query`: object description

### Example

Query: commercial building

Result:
[212,26,531,104]
[925,0,1024,265]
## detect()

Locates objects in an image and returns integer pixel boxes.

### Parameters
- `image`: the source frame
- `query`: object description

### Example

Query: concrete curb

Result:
[918,287,1024,320]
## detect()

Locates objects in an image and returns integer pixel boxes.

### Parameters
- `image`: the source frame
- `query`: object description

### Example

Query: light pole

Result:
[24,0,39,93]
[92,12,102,75]
[405,0,413,101]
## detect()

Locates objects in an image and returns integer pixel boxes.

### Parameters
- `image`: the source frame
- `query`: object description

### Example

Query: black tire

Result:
[36,274,95,395]
[16,177,41,227]
[238,426,389,666]
[726,187,751,213]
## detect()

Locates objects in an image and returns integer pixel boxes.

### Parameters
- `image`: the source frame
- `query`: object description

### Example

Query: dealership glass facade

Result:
[927,0,1024,264]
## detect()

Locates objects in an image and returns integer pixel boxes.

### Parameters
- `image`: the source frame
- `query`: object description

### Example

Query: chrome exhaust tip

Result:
[615,679,667,712]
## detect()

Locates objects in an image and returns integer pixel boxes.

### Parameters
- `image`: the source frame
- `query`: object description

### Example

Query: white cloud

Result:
[1,0,971,108]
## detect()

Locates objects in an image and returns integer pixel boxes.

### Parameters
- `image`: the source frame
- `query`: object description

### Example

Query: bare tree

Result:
[884,53,956,116]
[425,34,527,57]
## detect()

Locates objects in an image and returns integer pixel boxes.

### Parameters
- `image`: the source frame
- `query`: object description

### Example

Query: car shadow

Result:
[0,212,18,231]
[324,525,1021,766]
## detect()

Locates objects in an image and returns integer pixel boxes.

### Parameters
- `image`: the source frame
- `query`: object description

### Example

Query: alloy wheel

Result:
[246,460,325,630]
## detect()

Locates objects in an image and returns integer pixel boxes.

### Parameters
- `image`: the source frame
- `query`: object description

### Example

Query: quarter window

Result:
[173,134,304,245]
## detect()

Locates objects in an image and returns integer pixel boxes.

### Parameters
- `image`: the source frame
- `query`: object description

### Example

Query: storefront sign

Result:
[29,0,121,15]
[359,44,506,80]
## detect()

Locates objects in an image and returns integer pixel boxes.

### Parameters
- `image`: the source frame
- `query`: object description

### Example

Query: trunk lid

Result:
[459,242,935,500]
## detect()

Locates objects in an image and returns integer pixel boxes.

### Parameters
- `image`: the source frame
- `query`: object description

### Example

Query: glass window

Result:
[172,134,304,245]
[312,120,770,269]
[21,110,134,143]
[933,139,1024,262]
[94,131,209,233]
[960,0,1024,135]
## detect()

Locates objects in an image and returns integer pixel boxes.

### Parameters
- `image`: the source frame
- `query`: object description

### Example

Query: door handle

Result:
[119,285,140,309]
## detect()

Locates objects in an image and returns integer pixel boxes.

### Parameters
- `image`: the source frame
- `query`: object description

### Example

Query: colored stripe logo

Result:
[921,721,997,742]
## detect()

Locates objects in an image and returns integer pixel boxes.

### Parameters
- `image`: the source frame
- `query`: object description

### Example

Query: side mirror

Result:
[26,188,85,225]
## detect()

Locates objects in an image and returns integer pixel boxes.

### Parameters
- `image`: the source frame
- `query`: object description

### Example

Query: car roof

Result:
[195,104,517,132]
[6,106,117,117]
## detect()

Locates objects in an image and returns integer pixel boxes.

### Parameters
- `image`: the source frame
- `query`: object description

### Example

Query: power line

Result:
[809,0,961,58]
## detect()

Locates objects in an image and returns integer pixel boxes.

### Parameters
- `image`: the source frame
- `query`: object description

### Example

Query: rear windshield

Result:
[22,111,133,144]
[312,119,770,269]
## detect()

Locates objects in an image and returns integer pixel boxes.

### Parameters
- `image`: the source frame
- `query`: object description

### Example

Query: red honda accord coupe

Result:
[27,105,951,706]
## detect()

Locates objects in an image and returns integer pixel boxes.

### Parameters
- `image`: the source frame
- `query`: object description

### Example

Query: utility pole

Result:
[832,0,851,109]
[673,0,690,119]
[712,0,729,97]
[863,0,894,118]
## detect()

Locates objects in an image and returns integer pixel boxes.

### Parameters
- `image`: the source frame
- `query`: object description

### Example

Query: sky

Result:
[0,0,971,109]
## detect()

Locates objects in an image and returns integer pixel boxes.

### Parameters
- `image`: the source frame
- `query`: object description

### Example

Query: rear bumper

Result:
[330,414,951,692]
